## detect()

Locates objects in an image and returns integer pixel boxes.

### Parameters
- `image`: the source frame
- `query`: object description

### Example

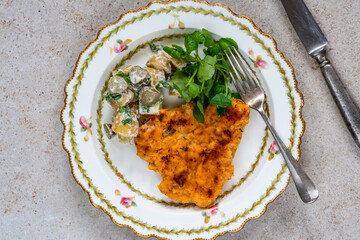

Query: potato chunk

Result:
[110,90,134,110]
[145,67,166,87]
[146,54,172,75]
[108,75,128,95]
[129,66,150,87]
[112,111,139,137]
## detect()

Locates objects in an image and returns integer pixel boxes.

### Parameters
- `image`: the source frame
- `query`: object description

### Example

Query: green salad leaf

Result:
[219,37,238,51]
[166,29,239,123]
[163,46,181,60]
[210,93,232,108]
[193,99,205,123]
[197,55,216,82]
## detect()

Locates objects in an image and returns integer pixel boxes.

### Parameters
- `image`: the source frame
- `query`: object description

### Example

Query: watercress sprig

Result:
[165,29,238,123]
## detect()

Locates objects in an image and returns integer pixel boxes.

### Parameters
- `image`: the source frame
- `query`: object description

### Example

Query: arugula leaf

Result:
[210,93,232,108]
[193,100,205,123]
[197,55,216,82]
[149,43,160,52]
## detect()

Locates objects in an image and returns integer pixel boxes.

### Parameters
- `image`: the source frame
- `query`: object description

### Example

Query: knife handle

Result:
[314,51,360,148]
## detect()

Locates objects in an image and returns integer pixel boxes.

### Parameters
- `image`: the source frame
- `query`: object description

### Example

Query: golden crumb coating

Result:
[135,99,250,208]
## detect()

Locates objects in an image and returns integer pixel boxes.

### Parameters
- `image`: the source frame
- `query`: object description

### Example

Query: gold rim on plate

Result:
[61,0,304,239]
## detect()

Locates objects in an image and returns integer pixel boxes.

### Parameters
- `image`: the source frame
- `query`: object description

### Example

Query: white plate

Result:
[61,0,304,239]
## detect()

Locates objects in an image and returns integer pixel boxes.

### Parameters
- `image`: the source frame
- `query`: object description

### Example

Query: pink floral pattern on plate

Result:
[248,49,268,70]
[268,140,280,160]
[202,203,225,224]
[79,116,92,142]
[168,13,185,29]
[115,189,137,208]
[110,39,132,56]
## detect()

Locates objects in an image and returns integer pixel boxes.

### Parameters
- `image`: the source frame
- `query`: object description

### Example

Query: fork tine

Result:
[225,51,249,97]
[229,47,256,87]
[229,71,245,95]
[231,46,260,88]
[224,51,245,95]
[227,48,251,91]
[224,50,242,81]
[225,49,251,91]
[225,50,245,83]
[225,50,245,95]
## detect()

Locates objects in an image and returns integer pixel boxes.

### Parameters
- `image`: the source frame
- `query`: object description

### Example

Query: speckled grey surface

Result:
[1,0,360,239]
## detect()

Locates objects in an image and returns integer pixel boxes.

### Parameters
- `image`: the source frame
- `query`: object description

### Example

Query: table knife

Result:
[280,0,360,148]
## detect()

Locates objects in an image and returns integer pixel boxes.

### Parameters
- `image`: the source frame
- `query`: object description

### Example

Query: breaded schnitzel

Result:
[135,99,250,208]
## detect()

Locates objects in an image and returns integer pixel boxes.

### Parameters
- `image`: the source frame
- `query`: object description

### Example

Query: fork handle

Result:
[259,111,319,203]
[314,51,360,149]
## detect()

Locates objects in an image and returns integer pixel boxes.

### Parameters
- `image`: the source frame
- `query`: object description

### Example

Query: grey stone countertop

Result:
[1,0,359,239]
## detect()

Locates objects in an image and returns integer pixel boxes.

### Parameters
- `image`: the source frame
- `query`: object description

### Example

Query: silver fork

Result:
[225,46,319,203]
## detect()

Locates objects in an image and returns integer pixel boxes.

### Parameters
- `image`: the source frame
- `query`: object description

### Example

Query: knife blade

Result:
[281,0,360,148]
[280,0,328,56]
